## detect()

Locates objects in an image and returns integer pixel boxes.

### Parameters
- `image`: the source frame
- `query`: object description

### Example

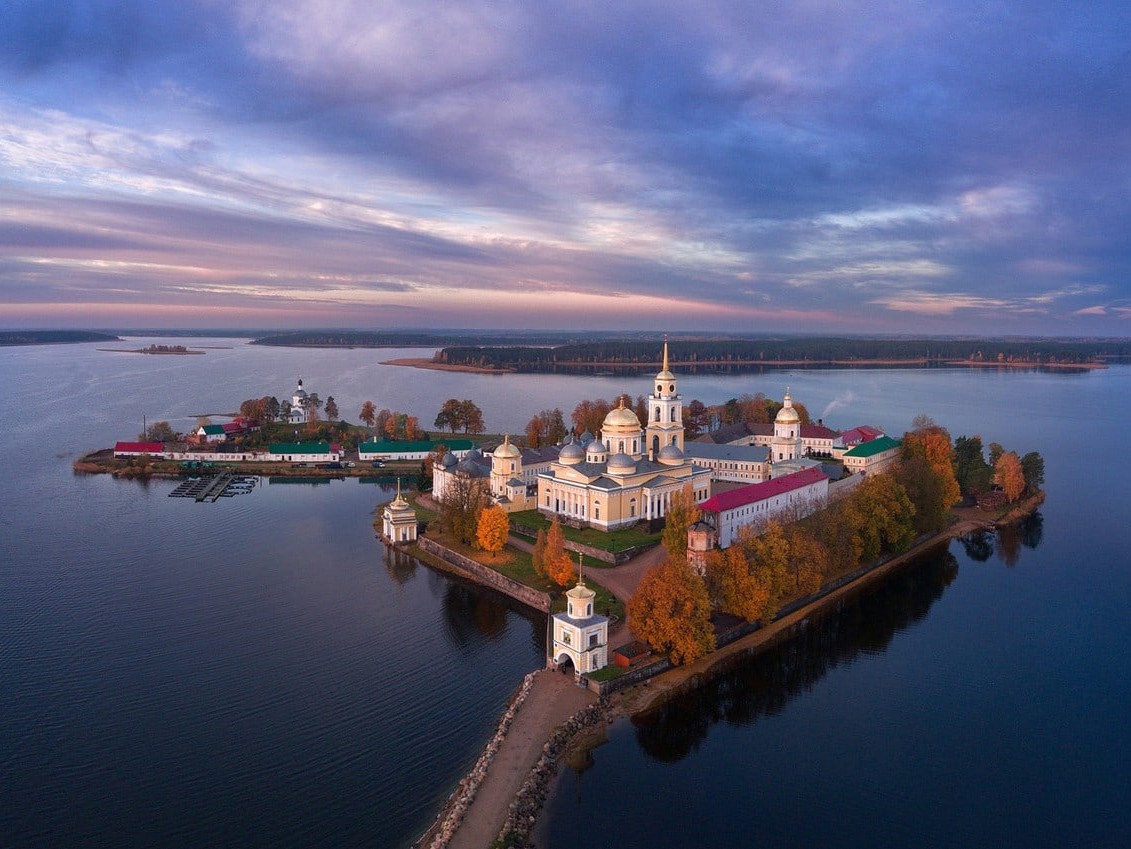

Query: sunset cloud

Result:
[3,0,1131,333]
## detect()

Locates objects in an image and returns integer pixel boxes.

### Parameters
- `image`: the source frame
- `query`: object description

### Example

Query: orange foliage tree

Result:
[996,450,1026,502]
[902,424,961,509]
[475,505,509,555]
[628,557,716,665]
[531,528,547,578]
[544,517,575,586]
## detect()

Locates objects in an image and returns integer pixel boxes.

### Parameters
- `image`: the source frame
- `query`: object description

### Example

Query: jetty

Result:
[168,473,257,502]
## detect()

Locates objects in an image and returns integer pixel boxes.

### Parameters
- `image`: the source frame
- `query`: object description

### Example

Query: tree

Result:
[374,408,393,436]
[439,474,487,545]
[661,485,700,562]
[628,557,716,665]
[140,421,177,442]
[359,401,376,429]
[853,474,916,558]
[988,441,1005,467]
[525,415,546,449]
[683,399,710,438]
[306,393,322,420]
[996,451,1025,502]
[547,548,576,587]
[280,399,292,421]
[434,398,463,433]
[266,396,280,423]
[404,415,423,440]
[1021,451,1045,495]
[476,505,509,555]
[893,450,949,534]
[459,400,485,435]
[543,517,574,586]
[324,396,339,422]
[531,528,548,578]
[954,435,993,496]
[901,425,961,512]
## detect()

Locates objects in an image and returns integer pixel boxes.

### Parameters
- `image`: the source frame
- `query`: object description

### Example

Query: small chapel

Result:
[550,558,609,677]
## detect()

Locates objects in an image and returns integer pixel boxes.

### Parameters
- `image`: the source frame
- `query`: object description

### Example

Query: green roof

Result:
[360,439,473,452]
[843,435,901,458]
[201,424,225,435]
[269,442,333,454]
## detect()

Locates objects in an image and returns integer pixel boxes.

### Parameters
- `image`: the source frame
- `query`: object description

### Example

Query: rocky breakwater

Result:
[496,699,611,849]
[416,672,539,849]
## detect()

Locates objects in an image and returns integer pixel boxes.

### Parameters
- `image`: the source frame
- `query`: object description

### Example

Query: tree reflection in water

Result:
[632,548,960,763]
[962,512,1043,567]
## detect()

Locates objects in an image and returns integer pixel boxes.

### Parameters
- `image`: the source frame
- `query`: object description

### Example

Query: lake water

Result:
[2,339,1129,848]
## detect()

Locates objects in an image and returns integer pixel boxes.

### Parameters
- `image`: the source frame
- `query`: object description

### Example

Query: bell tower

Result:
[646,340,683,458]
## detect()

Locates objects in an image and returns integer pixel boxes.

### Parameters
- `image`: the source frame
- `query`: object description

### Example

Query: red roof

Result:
[801,423,840,439]
[115,441,165,453]
[699,466,827,512]
[840,425,883,446]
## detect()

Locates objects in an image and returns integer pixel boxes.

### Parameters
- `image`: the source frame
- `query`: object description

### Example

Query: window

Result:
[561,630,571,645]
[589,632,599,647]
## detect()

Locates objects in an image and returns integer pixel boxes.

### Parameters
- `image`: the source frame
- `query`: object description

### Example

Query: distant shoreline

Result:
[383,356,1106,374]
[98,348,206,355]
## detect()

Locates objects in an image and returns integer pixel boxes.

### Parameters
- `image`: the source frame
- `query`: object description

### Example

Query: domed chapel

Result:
[536,343,712,531]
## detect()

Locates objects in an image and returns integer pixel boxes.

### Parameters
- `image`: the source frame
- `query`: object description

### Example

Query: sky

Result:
[2,1,1131,335]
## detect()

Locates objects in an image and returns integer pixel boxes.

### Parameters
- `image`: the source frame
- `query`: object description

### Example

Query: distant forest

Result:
[0,331,120,346]
[249,330,625,347]
[434,337,1131,372]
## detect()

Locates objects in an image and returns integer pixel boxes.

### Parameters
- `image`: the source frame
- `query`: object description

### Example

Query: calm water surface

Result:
[2,339,1129,847]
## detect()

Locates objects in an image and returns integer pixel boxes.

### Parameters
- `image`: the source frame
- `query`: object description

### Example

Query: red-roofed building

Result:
[699,466,829,548]
[837,425,884,450]
[114,441,167,457]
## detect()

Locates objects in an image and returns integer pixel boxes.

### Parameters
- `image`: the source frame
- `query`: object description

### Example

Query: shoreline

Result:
[490,493,1045,848]
[385,357,1106,374]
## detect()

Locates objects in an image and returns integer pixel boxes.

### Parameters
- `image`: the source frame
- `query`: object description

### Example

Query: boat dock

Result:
[168,474,258,502]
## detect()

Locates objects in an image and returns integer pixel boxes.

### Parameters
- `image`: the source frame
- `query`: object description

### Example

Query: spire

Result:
[662,339,669,374]
[577,551,585,586]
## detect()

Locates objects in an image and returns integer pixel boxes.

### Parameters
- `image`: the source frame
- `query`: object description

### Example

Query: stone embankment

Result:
[495,700,610,849]
[416,537,551,613]
[415,672,538,849]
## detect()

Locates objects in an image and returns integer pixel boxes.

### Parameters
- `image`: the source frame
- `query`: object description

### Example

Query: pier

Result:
[168,474,257,502]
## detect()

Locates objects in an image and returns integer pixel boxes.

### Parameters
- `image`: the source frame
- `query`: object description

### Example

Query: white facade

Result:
[551,579,609,676]
[382,482,418,544]
[700,467,829,548]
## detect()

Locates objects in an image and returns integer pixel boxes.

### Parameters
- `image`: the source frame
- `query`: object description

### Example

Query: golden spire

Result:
[662,339,669,374]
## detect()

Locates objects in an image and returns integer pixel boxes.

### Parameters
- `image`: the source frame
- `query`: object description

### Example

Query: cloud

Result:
[3,1,1131,332]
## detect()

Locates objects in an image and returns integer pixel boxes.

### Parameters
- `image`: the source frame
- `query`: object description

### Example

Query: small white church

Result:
[550,558,609,678]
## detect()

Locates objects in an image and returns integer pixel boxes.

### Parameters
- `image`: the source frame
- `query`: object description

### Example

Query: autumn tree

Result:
[403,415,423,440]
[434,398,463,433]
[475,505,509,556]
[525,408,567,448]
[359,401,376,429]
[374,408,393,437]
[525,415,545,449]
[628,557,716,665]
[996,450,1025,502]
[900,424,960,526]
[460,400,485,435]
[324,396,339,422]
[853,474,916,559]
[782,524,828,596]
[543,517,574,586]
[531,528,548,578]
[661,485,700,562]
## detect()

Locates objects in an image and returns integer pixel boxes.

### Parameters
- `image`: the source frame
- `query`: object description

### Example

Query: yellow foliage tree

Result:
[475,505,509,555]
[661,484,701,561]
[628,557,716,665]
[996,450,1026,502]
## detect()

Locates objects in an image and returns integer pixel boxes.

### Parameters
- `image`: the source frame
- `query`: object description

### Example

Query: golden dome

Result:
[775,390,800,425]
[602,400,641,430]
[493,434,521,459]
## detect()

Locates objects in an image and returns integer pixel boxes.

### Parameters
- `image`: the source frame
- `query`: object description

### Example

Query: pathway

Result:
[446,669,595,849]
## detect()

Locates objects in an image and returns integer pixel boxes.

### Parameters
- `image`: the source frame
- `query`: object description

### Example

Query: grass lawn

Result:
[421,529,626,623]
[508,509,660,553]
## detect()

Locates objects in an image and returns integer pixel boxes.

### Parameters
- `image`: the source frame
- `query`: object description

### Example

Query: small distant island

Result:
[99,344,205,355]
[0,330,121,346]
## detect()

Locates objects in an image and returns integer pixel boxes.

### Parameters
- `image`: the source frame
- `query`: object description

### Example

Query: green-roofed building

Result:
[842,434,902,476]
[358,439,474,461]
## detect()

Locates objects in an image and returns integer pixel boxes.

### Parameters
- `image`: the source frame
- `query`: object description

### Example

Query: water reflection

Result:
[960,512,1043,567]
[383,546,419,585]
[630,549,960,764]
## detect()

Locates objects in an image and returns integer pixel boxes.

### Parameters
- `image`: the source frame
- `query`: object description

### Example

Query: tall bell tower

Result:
[646,341,684,458]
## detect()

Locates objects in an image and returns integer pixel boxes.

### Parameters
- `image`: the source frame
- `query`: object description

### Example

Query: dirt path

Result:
[446,669,595,849]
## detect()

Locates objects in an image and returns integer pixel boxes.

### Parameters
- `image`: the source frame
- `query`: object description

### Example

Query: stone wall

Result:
[417,537,551,613]
[510,521,655,565]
